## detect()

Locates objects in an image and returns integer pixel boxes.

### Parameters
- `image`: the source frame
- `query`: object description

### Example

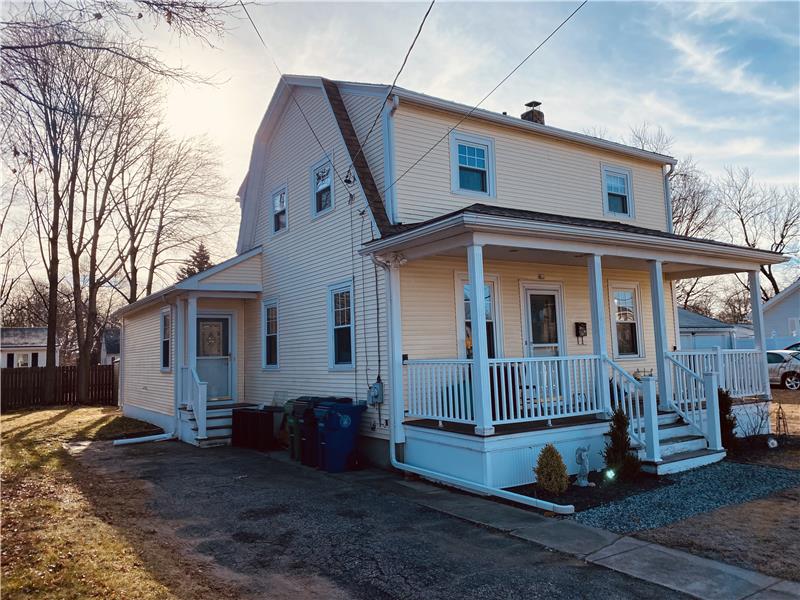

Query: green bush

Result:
[603,406,641,481]
[718,388,738,452]
[535,443,569,495]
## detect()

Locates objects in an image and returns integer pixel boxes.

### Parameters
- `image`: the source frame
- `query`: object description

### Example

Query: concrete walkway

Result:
[388,479,800,600]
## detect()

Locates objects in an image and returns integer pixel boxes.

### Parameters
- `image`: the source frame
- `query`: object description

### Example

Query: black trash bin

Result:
[232,406,283,451]
[295,397,351,467]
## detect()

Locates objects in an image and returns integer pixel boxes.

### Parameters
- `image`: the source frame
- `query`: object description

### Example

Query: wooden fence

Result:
[1,365,117,411]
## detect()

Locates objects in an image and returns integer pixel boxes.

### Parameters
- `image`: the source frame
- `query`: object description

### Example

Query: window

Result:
[6,353,13,368]
[328,282,354,369]
[311,158,334,216]
[462,282,497,359]
[602,165,634,217]
[766,352,784,364]
[16,353,29,368]
[160,309,171,371]
[272,187,287,233]
[610,285,642,358]
[262,300,278,368]
[31,352,39,367]
[450,132,495,197]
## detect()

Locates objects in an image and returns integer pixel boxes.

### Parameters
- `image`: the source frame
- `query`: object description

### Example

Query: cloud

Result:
[668,33,799,104]
[680,3,800,47]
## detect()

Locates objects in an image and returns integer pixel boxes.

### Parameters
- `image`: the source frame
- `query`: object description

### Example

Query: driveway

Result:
[79,441,686,600]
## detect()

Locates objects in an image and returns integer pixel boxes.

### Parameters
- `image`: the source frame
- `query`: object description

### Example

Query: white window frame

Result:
[601,164,634,219]
[608,281,645,360]
[454,272,503,359]
[310,155,335,218]
[449,131,496,198]
[261,298,279,370]
[160,307,172,372]
[327,280,355,370]
[271,184,288,235]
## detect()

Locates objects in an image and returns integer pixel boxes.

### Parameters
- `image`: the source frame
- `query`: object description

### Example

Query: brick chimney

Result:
[521,100,544,125]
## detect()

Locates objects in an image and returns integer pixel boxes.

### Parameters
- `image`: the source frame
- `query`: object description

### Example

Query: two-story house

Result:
[116,75,785,511]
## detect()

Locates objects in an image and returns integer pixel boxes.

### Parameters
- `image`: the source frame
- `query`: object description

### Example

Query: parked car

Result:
[785,342,800,352]
[767,350,800,390]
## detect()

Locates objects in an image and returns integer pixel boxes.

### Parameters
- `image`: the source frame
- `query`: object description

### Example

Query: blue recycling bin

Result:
[297,397,351,467]
[317,403,366,473]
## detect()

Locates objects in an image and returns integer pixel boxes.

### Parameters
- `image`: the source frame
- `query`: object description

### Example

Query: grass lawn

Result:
[0,407,242,600]
[635,388,800,582]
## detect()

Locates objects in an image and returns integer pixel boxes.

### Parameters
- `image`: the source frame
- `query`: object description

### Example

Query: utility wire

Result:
[382,0,589,197]
[347,0,436,174]
[240,0,351,191]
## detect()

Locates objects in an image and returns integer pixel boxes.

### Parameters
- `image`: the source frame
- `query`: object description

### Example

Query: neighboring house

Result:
[763,278,800,348]
[115,76,786,501]
[1,327,59,368]
[678,308,737,350]
[100,327,120,365]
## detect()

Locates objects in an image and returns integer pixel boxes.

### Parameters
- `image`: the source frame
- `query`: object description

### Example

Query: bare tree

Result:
[717,166,800,299]
[112,131,223,303]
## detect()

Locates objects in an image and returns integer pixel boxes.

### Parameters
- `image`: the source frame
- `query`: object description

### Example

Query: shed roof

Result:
[1,327,50,348]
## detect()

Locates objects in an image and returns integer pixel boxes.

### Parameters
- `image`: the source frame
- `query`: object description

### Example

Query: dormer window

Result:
[311,158,334,216]
[449,131,495,197]
[602,165,634,218]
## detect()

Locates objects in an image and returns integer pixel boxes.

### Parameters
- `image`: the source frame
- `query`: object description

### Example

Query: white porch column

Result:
[748,271,772,400]
[587,254,611,415]
[467,244,494,436]
[387,262,406,444]
[175,299,186,408]
[187,295,198,374]
[649,260,673,410]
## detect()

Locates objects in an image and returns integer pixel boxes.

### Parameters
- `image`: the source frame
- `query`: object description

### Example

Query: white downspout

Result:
[376,256,575,515]
[664,163,676,234]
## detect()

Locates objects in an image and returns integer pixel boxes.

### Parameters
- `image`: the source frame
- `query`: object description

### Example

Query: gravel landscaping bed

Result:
[571,461,800,533]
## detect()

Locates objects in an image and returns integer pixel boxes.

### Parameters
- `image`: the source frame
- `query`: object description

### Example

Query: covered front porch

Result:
[369,205,784,489]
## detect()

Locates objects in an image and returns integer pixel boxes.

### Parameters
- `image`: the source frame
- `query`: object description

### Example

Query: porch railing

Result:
[606,359,646,448]
[666,355,706,436]
[487,355,604,425]
[406,359,474,424]
[667,349,766,398]
[182,366,208,439]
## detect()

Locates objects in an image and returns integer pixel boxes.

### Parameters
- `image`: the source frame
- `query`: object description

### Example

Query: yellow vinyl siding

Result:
[393,102,667,230]
[400,256,676,376]
[201,254,262,285]
[122,304,174,415]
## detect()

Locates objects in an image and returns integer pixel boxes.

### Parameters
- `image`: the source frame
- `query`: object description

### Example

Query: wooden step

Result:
[642,448,726,475]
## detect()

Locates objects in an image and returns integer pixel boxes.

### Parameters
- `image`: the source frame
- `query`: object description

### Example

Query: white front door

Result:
[523,285,565,357]
[196,316,232,400]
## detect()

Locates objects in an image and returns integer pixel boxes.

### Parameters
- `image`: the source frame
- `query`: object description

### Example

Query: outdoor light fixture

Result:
[605,469,616,481]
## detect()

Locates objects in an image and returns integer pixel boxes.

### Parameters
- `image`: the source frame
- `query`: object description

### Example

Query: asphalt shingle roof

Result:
[1,327,49,348]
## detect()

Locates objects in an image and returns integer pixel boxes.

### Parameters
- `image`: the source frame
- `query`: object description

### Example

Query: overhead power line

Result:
[382,0,589,197]
[347,0,436,173]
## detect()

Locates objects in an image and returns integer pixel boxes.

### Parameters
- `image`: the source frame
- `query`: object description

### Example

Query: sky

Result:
[150,1,800,255]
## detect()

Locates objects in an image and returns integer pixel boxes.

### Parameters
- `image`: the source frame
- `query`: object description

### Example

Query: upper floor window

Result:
[449,131,495,197]
[328,281,354,369]
[311,158,334,216]
[160,308,171,371]
[272,186,287,233]
[610,284,642,359]
[602,165,634,218]
[262,299,278,368]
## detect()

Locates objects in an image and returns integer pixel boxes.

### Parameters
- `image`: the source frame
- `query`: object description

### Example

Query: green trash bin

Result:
[284,400,301,460]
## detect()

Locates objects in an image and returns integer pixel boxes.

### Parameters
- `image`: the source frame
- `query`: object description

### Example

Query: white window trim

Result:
[271,184,288,235]
[601,163,635,219]
[608,281,645,360]
[327,280,355,371]
[160,307,172,373]
[449,130,496,198]
[261,298,279,370]
[454,272,504,359]
[310,155,335,219]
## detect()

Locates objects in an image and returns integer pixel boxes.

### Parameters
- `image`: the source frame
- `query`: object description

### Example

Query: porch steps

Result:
[638,409,726,475]
[642,448,727,475]
[178,401,256,447]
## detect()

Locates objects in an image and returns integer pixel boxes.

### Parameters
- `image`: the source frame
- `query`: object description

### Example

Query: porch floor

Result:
[404,414,609,436]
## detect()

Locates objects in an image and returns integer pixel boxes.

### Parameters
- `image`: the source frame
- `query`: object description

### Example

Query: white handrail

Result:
[605,359,646,448]
[666,355,706,436]
[184,367,208,439]
[668,349,765,397]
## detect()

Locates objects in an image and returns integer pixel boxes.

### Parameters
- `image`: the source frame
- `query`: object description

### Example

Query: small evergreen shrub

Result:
[718,388,738,452]
[535,443,569,495]
[603,407,641,481]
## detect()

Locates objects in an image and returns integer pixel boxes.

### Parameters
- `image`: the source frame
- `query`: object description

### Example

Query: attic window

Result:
[449,131,495,198]
[272,186,287,233]
[602,165,634,218]
[311,158,334,216]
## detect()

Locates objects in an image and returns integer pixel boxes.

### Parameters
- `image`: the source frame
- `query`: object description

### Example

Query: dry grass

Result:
[637,389,800,582]
[0,407,246,600]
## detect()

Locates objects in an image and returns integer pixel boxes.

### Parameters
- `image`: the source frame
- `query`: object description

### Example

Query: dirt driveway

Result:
[76,438,686,600]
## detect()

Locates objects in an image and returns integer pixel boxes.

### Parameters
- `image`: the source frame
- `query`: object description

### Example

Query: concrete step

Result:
[642,448,726,475]
[659,434,708,457]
